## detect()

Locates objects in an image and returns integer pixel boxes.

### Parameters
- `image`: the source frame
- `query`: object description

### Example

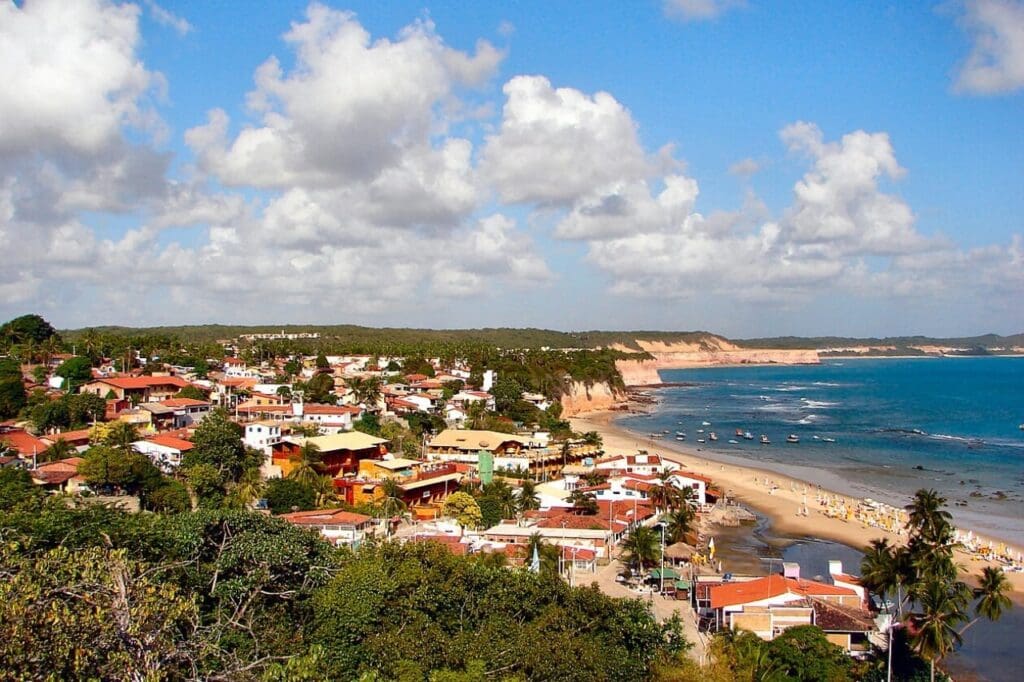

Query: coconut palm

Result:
[232,467,265,507]
[906,489,953,544]
[518,479,540,512]
[665,506,694,544]
[649,475,681,512]
[909,578,970,682]
[961,566,1012,634]
[311,475,338,508]
[41,437,75,462]
[621,525,660,570]
[287,441,323,487]
[377,477,407,521]
[103,422,140,453]
[483,479,518,519]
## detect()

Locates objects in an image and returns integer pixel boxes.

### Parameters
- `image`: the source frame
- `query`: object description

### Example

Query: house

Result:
[80,375,189,403]
[30,457,87,494]
[595,452,678,477]
[244,420,284,453]
[160,398,211,426]
[278,508,373,547]
[235,402,361,431]
[133,434,194,472]
[1,426,51,462]
[706,564,875,655]
[427,429,568,478]
[450,391,496,411]
[272,432,388,477]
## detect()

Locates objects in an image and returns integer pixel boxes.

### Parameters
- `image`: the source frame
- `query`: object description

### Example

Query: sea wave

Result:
[801,399,838,409]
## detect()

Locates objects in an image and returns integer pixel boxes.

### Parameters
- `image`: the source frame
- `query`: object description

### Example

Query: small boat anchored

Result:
[821,437,837,443]
[743,431,754,440]
[708,432,718,441]
[727,439,739,444]
[760,434,771,445]
[786,434,800,444]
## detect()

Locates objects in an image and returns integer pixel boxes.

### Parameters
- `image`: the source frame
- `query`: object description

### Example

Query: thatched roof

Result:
[664,542,695,560]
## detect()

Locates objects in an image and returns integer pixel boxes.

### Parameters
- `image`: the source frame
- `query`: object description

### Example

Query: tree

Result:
[621,525,660,569]
[905,489,953,546]
[442,491,482,533]
[345,376,382,407]
[518,479,541,512]
[147,481,191,513]
[183,408,256,484]
[490,377,523,413]
[77,445,159,496]
[176,384,209,401]
[909,579,969,682]
[1,313,59,346]
[764,625,852,681]
[41,437,75,462]
[288,441,324,487]
[525,532,560,574]
[377,478,407,523]
[568,489,599,515]
[102,421,140,452]
[0,467,46,511]
[305,372,336,404]
[353,412,381,436]
[964,566,1012,632]
[265,477,317,514]
[0,358,26,418]
[665,506,694,544]
[230,467,265,508]
[55,356,93,384]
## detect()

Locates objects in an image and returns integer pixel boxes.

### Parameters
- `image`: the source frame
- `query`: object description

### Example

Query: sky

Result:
[1,0,1022,337]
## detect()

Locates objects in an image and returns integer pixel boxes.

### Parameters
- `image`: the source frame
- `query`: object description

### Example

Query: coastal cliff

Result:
[560,380,625,417]
[613,336,820,387]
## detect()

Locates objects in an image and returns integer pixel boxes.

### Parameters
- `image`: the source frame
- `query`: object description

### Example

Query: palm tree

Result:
[909,578,969,682]
[906,489,953,544]
[287,441,323,487]
[41,437,75,462]
[665,506,694,544]
[621,525,660,570]
[525,532,559,574]
[232,467,265,507]
[311,475,338,508]
[960,566,1012,634]
[518,479,540,513]
[483,479,518,519]
[103,422,140,452]
[649,474,681,512]
[377,478,407,522]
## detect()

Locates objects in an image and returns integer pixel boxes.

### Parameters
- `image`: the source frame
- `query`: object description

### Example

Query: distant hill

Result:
[57,324,1023,355]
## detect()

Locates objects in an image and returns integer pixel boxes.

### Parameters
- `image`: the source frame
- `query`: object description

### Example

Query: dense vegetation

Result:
[0,482,687,681]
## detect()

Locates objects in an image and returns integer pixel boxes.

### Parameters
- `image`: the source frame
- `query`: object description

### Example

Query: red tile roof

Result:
[93,376,189,390]
[161,398,210,408]
[709,575,857,609]
[0,429,50,457]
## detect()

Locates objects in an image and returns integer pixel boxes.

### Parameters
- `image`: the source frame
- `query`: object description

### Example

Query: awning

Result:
[649,567,679,580]
[674,579,691,590]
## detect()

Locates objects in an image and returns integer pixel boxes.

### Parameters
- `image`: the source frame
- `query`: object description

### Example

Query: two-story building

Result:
[80,375,190,403]
[278,508,374,548]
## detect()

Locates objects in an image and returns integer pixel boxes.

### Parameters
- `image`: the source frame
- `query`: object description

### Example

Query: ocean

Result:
[618,356,1024,681]
[619,357,1024,546]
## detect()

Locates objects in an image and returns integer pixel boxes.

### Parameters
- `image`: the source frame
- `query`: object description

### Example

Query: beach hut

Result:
[664,542,695,566]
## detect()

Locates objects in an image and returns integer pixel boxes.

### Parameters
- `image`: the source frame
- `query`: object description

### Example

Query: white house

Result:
[133,435,194,472]
[279,509,374,548]
[244,421,283,453]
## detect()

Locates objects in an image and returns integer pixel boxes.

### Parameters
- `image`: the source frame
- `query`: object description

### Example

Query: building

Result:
[235,402,361,431]
[278,508,373,547]
[595,452,678,477]
[272,432,388,477]
[244,421,284,453]
[0,425,50,462]
[80,376,189,403]
[30,457,87,494]
[133,434,195,471]
[427,429,571,478]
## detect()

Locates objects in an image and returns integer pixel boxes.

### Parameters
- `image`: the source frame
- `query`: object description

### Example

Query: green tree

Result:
[315,353,330,369]
[568,489,599,515]
[1,313,59,346]
[909,578,969,682]
[621,525,660,570]
[377,478,407,523]
[288,441,324,488]
[305,372,336,404]
[183,408,257,485]
[353,412,382,436]
[147,480,191,513]
[265,477,317,514]
[41,437,75,462]
[518,479,541,512]
[0,467,46,511]
[0,358,27,418]
[176,384,210,401]
[442,491,482,533]
[55,356,93,383]
[764,625,852,681]
[665,506,694,543]
[77,445,137,491]
[490,377,523,413]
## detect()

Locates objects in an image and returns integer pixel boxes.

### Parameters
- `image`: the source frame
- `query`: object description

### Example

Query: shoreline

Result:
[570,407,1024,596]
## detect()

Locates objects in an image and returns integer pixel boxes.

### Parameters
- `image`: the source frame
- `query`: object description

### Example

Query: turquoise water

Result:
[619,357,1024,544]
[619,357,1024,681]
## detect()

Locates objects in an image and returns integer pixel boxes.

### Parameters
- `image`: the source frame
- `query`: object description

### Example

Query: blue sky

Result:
[1,0,1022,337]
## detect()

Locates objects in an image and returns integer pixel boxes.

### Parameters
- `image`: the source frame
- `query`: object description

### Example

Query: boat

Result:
[812,435,820,440]
[760,435,770,445]
[735,428,744,437]
[676,436,685,441]
[662,430,670,434]
[702,421,711,426]
[728,439,739,444]
[676,431,686,436]
[697,429,704,434]
[786,434,800,444]
[822,437,836,443]
[708,432,718,441]
[743,431,754,440]
[697,438,706,443]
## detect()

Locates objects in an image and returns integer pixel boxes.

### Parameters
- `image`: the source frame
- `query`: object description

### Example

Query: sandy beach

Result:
[570,408,1024,596]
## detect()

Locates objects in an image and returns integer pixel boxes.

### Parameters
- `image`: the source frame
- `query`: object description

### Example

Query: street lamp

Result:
[656,521,667,595]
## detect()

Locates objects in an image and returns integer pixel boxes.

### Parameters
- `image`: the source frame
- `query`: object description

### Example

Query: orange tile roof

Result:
[161,398,210,407]
[144,435,195,451]
[0,429,49,456]
[710,574,857,609]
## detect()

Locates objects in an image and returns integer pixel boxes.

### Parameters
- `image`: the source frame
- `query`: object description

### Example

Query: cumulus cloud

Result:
[954,0,1024,94]
[663,0,746,22]
[481,75,652,205]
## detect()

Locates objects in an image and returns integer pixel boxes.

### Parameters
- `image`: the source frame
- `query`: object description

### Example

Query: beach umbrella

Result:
[708,537,716,560]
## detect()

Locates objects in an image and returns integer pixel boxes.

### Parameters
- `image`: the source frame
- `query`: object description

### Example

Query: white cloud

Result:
[664,0,746,22]
[481,75,652,205]
[144,0,193,36]
[954,0,1024,94]
[728,157,762,177]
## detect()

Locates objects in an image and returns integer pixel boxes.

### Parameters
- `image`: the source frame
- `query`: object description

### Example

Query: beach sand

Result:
[571,408,1024,596]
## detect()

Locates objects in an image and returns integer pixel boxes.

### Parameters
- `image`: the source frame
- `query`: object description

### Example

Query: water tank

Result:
[477,449,494,485]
